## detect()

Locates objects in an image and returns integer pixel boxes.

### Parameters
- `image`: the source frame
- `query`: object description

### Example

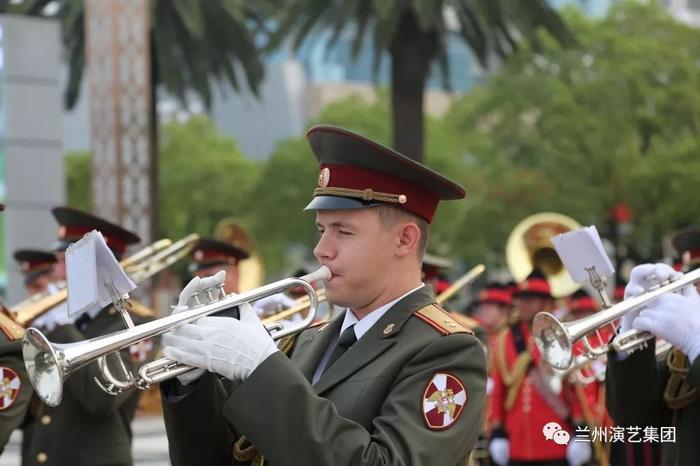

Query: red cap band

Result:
[320,164,440,222]
[517,278,551,296]
[478,289,512,306]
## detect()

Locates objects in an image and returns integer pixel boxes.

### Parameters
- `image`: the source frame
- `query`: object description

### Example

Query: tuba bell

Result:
[215,218,264,292]
[506,212,581,298]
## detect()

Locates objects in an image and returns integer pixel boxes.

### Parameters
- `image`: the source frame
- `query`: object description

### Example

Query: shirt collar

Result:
[340,283,425,341]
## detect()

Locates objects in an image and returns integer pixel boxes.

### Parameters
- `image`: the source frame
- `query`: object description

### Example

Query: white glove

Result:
[168,271,227,385]
[163,302,278,381]
[633,286,700,363]
[488,438,509,466]
[566,440,592,466]
[620,263,681,333]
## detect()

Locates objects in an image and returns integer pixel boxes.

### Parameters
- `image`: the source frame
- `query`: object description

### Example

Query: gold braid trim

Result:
[231,334,301,465]
[574,384,611,466]
[496,328,532,411]
[664,348,700,411]
[314,187,407,204]
[233,437,260,463]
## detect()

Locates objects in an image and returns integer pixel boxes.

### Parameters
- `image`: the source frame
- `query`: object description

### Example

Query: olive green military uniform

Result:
[161,286,487,465]
[23,308,156,466]
[606,341,700,466]
[0,313,32,454]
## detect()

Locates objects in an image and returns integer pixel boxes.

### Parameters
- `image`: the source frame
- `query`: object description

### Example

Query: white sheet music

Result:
[551,225,615,284]
[66,230,136,318]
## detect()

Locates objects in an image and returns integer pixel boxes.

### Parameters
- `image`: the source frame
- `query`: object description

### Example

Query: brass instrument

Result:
[263,289,327,324]
[506,213,581,298]
[11,235,199,326]
[435,264,486,305]
[532,268,700,370]
[215,218,264,292]
[23,267,331,407]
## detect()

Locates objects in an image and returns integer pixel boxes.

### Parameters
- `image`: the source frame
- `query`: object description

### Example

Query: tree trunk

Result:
[389,11,438,162]
[149,43,160,238]
[149,79,160,238]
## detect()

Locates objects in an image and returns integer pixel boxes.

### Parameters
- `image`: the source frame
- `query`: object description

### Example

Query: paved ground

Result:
[1,415,171,466]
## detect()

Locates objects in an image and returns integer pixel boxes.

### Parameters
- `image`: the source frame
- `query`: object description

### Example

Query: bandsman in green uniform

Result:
[0,312,29,455]
[160,125,487,465]
[23,207,157,466]
[0,203,34,455]
[13,250,57,296]
[188,237,250,292]
[606,226,700,466]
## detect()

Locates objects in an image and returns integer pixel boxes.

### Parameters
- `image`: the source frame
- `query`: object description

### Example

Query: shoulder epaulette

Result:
[0,310,24,340]
[414,304,474,336]
[450,312,481,330]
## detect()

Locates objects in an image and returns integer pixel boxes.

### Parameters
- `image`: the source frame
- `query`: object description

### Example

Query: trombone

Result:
[532,268,700,370]
[262,289,327,324]
[22,266,331,407]
[11,235,199,326]
[435,264,486,305]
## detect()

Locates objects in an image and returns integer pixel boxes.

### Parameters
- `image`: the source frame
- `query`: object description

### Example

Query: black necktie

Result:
[324,325,357,371]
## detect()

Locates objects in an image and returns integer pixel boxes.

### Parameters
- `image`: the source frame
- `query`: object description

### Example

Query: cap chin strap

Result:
[313,186,407,205]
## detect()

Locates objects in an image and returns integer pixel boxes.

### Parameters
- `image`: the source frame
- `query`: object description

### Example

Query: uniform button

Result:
[40,415,51,425]
[37,452,48,463]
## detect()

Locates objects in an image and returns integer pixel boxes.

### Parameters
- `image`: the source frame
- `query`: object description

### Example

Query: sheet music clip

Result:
[585,266,613,309]
[551,225,615,308]
[105,279,135,329]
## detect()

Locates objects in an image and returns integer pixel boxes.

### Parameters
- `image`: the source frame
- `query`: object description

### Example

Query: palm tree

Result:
[272,0,574,162]
[6,0,265,234]
[9,0,265,110]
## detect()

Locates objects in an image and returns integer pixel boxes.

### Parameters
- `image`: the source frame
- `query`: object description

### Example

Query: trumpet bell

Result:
[23,328,63,406]
[532,312,573,370]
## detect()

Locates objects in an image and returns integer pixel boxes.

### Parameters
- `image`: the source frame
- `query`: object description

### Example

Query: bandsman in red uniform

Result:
[488,269,591,466]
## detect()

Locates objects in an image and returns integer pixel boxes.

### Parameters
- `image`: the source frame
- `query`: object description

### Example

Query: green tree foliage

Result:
[158,116,260,240]
[64,116,260,239]
[65,151,92,212]
[8,0,265,110]
[443,1,700,263]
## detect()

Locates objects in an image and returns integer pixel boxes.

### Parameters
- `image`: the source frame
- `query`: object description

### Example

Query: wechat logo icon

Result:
[542,422,570,445]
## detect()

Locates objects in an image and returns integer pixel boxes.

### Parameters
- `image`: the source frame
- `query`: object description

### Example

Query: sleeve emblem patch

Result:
[0,366,21,410]
[422,372,467,430]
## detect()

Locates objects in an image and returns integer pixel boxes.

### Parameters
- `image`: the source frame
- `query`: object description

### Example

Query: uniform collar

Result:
[340,283,425,341]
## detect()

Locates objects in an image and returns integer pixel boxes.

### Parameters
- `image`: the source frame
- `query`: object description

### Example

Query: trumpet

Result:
[11,235,199,326]
[533,268,700,370]
[23,266,331,407]
[544,353,607,394]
